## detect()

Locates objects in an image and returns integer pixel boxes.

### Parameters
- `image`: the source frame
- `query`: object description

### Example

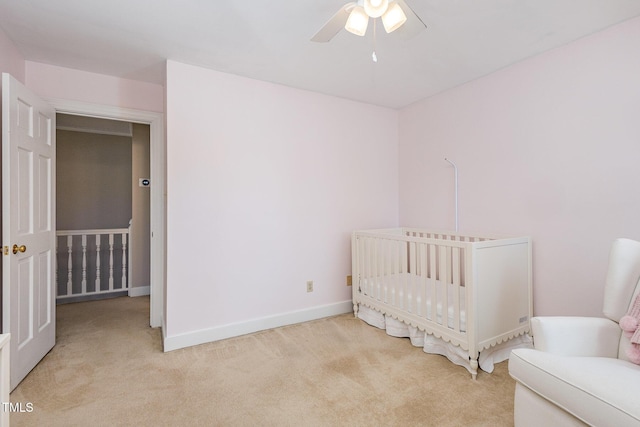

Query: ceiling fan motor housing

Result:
[363,0,389,18]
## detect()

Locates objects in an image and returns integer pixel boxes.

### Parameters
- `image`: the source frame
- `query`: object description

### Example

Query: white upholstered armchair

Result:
[509,238,640,427]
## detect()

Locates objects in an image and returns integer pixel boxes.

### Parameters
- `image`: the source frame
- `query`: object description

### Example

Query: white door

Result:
[2,73,56,390]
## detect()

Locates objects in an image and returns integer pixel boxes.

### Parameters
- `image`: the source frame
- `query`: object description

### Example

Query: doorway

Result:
[48,99,165,328]
[55,114,150,304]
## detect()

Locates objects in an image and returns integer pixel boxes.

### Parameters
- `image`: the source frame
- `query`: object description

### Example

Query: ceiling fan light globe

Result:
[382,3,407,33]
[345,6,369,36]
[363,0,389,18]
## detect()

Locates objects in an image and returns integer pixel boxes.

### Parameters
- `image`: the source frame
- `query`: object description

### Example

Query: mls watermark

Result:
[1,402,34,413]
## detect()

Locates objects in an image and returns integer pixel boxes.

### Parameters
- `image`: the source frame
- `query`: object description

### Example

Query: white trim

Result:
[56,125,133,137]
[163,300,354,352]
[46,98,165,330]
[128,286,150,297]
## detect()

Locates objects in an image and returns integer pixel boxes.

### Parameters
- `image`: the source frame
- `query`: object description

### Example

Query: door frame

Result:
[47,97,165,329]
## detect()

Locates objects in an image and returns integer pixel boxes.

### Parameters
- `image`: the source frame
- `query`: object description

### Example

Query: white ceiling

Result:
[1,0,639,109]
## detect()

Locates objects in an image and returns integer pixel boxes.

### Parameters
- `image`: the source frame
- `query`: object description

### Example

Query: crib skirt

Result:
[357,304,532,374]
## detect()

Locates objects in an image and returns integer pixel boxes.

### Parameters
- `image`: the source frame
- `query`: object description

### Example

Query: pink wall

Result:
[25,62,163,112]
[0,28,25,83]
[399,17,640,317]
[165,61,399,337]
[0,33,162,114]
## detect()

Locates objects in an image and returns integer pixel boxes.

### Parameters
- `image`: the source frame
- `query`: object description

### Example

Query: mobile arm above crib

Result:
[444,158,459,232]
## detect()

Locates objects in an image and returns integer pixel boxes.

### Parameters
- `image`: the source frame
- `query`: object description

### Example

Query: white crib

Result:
[352,228,532,379]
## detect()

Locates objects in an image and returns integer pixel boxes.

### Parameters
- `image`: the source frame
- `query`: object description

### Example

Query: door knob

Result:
[12,244,26,254]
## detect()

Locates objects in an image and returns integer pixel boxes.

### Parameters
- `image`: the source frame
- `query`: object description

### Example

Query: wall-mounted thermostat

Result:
[139,178,151,187]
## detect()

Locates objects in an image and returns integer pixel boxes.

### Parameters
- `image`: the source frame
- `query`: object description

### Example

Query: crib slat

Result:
[365,236,372,297]
[376,237,382,301]
[363,237,370,296]
[396,239,403,308]
[402,241,408,310]
[384,238,391,303]
[440,244,448,327]
[361,237,367,296]
[452,246,461,332]
[388,239,394,305]
[386,239,392,305]
[408,241,417,313]
[376,237,380,299]
[364,237,369,298]
[385,239,390,301]
[376,238,382,302]
[355,236,362,294]
[376,237,382,300]
[419,242,427,317]
[429,244,437,321]
[400,241,406,309]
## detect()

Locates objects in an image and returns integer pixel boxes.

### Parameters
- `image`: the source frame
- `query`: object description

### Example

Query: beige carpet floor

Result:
[10,296,515,426]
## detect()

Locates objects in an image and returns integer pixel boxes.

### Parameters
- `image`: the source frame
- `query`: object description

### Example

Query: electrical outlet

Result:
[306,281,313,293]
[346,275,352,286]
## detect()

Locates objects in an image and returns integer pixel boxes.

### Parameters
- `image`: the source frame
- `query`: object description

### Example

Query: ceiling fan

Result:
[311,0,426,43]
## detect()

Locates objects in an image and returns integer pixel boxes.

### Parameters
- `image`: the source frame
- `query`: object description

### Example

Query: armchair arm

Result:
[531,316,622,357]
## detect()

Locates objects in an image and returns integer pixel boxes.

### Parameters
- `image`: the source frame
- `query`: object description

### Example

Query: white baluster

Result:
[121,233,127,289]
[109,233,114,291]
[67,235,73,296]
[81,234,87,294]
[95,234,101,292]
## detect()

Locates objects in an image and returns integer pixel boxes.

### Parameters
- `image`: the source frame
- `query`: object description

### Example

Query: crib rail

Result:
[361,227,498,242]
[56,223,131,301]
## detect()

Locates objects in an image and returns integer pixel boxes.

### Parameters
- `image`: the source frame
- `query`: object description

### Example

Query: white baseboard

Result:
[163,300,354,352]
[128,285,150,297]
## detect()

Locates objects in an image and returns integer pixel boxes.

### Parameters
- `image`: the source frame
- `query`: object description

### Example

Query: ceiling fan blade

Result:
[311,2,356,43]
[394,0,427,39]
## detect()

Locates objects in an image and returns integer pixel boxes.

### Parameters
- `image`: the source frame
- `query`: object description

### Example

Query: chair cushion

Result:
[509,348,640,427]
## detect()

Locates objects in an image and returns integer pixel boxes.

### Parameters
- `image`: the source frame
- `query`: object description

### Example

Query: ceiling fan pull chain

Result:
[372,18,378,62]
